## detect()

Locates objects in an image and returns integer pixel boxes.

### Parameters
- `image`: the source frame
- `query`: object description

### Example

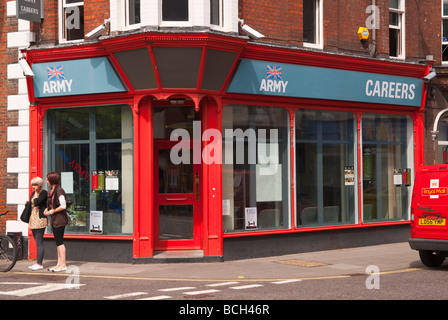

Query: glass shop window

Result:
[222,105,290,232]
[361,114,413,222]
[295,110,357,227]
[44,105,133,235]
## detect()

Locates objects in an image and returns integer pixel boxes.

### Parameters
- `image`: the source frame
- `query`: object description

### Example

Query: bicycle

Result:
[0,211,18,272]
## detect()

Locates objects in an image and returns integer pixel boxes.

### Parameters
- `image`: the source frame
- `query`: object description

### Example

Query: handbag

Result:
[20,202,32,223]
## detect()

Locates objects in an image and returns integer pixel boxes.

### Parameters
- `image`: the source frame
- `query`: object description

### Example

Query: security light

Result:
[241,24,265,40]
[423,71,436,83]
[85,20,109,39]
[19,58,34,77]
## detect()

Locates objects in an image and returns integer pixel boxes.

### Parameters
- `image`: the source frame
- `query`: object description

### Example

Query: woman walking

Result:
[44,172,69,272]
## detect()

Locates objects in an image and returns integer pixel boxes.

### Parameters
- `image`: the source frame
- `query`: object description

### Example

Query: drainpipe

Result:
[370,0,377,57]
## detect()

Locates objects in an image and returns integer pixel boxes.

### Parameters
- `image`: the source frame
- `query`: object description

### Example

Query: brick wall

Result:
[239,0,441,64]
[36,0,58,45]
[405,0,440,62]
[35,0,110,45]
[84,0,110,36]
[0,1,8,233]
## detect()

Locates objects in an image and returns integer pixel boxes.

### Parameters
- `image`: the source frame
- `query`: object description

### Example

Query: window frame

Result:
[389,0,406,59]
[221,104,291,233]
[303,0,323,50]
[44,105,134,236]
[360,113,414,223]
[59,0,85,43]
[124,0,142,28]
[442,0,448,64]
[210,0,223,28]
[160,0,193,27]
[294,110,358,227]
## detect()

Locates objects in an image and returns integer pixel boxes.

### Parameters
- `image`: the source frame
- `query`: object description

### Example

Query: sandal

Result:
[52,267,67,272]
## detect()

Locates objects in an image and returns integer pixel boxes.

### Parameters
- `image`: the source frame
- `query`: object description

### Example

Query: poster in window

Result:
[61,172,74,194]
[256,164,282,202]
[245,207,257,229]
[344,166,355,186]
[90,211,103,234]
[256,142,281,202]
[222,199,231,216]
[105,170,119,191]
[394,168,403,186]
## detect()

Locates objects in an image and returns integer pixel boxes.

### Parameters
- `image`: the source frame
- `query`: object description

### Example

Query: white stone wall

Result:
[5,1,35,235]
[109,0,239,33]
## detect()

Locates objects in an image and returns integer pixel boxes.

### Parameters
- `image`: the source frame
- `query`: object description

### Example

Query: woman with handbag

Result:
[44,172,69,272]
[26,177,48,271]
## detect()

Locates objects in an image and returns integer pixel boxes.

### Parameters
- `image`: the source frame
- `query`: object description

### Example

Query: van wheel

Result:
[419,250,445,267]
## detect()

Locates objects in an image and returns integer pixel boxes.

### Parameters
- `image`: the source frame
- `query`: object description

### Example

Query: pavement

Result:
[10,242,430,281]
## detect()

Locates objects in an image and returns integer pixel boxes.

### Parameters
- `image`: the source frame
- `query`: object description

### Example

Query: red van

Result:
[409,165,448,267]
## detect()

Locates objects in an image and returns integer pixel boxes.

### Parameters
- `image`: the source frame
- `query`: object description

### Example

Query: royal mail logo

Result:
[42,65,73,94]
[422,187,448,196]
[259,64,288,93]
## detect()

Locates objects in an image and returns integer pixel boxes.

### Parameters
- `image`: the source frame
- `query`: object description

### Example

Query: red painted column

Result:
[27,103,40,260]
[201,97,223,257]
[414,109,426,171]
[414,64,430,172]
[133,96,154,258]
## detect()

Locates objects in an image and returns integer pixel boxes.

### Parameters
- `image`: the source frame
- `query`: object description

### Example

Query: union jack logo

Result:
[47,66,65,81]
[266,65,282,80]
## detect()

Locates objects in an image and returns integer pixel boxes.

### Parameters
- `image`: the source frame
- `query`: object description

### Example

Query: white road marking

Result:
[206,281,239,287]
[159,286,196,292]
[183,289,220,295]
[230,284,263,290]
[105,292,147,299]
[271,279,302,284]
[0,283,84,297]
[0,282,41,285]
[139,295,172,300]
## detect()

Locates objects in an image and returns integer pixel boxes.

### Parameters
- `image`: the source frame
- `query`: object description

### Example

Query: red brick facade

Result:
[240,0,441,63]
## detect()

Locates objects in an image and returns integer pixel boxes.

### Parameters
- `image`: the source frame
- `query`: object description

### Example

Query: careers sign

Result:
[227,59,424,107]
[16,0,43,23]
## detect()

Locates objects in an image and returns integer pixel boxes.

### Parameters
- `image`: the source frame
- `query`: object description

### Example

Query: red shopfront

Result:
[24,32,430,262]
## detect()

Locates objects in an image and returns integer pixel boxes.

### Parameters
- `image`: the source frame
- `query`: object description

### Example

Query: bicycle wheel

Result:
[0,235,17,272]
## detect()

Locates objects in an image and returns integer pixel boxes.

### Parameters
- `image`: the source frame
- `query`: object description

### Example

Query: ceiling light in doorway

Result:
[170,99,185,105]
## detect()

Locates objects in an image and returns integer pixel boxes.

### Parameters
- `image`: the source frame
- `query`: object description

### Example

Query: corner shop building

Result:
[23,32,429,262]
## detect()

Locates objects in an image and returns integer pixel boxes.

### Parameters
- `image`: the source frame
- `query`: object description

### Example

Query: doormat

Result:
[275,259,330,267]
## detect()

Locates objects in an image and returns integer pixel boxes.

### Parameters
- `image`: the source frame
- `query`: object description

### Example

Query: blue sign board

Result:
[32,57,126,98]
[227,59,423,107]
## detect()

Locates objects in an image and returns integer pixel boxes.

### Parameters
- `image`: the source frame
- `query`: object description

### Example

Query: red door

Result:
[154,140,202,250]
